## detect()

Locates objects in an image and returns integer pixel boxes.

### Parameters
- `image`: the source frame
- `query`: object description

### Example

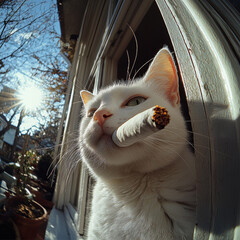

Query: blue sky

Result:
[0,0,67,134]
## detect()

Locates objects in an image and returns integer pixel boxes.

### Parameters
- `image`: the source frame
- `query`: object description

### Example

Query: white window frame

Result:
[155,1,240,239]
[47,1,240,240]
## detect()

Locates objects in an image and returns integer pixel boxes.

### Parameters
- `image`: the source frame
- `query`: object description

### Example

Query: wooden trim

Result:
[76,164,89,235]
[155,1,212,237]
[70,164,82,207]
[156,0,240,239]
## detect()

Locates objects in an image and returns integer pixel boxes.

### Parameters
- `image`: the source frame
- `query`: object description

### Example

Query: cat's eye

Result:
[125,96,147,107]
[87,109,96,117]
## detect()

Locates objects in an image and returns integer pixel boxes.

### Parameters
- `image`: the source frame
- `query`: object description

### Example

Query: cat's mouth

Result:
[99,132,116,146]
[90,126,116,148]
[85,121,118,149]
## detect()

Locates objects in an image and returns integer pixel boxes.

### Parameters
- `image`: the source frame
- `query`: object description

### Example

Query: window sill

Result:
[45,206,84,240]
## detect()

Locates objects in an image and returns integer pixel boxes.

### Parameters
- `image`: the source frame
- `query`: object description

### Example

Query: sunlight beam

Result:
[17,84,43,111]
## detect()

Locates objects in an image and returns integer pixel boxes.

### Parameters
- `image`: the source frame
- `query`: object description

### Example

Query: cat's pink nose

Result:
[93,109,113,126]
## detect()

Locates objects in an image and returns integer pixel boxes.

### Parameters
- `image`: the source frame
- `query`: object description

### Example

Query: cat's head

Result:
[80,48,188,177]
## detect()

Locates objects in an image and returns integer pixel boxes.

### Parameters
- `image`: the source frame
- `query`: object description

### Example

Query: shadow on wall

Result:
[192,100,240,238]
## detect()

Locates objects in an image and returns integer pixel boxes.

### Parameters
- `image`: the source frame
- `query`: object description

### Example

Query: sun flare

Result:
[18,84,44,111]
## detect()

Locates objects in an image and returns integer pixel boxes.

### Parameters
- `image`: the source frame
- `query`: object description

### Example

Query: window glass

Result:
[117,2,173,80]
[227,0,240,12]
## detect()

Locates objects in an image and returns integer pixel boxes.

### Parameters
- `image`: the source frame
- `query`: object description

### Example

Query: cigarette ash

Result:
[152,105,170,130]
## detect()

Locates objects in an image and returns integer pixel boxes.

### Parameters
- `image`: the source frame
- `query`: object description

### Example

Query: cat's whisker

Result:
[126,50,131,81]
[34,130,80,151]
[185,130,209,139]
[49,135,80,178]
[162,139,209,153]
[163,127,230,159]
[149,137,188,146]
[132,58,153,81]
[163,128,206,159]
[127,24,138,81]
[51,138,79,161]
[60,153,80,186]
[160,126,210,141]
[147,138,194,174]
[137,126,201,159]
[35,136,78,153]
[149,135,204,159]
[184,119,207,123]
[169,124,210,139]
[49,153,67,177]
[65,156,80,185]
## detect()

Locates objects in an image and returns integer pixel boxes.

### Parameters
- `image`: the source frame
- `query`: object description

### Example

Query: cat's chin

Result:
[88,130,116,151]
[99,133,115,147]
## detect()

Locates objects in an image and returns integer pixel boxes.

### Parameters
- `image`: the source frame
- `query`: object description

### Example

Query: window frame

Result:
[156,0,240,239]
[50,1,240,240]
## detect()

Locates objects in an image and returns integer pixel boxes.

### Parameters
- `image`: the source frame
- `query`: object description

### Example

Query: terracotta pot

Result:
[5,196,47,240]
[31,188,54,210]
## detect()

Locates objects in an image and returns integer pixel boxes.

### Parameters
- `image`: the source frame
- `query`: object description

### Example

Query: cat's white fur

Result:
[80,48,196,240]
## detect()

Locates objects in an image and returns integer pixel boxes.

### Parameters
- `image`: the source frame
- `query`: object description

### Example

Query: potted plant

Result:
[5,151,47,240]
[29,152,55,210]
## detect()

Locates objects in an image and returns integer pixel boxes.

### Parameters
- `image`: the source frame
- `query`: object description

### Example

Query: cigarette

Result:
[112,105,170,147]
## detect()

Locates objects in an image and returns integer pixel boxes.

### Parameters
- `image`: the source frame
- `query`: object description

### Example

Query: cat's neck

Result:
[97,150,195,200]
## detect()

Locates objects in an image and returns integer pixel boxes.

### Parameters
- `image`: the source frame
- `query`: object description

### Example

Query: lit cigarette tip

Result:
[152,105,170,130]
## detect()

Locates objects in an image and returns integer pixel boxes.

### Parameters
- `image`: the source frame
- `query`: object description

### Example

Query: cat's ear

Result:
[144,48,180,106]
[80,90,94,105]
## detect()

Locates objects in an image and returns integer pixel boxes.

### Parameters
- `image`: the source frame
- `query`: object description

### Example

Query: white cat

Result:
[80,48,196,240]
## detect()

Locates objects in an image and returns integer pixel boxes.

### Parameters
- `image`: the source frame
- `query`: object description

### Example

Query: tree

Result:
[31,118,60,151]
[0,0,68,156]
[0,86,19,137]
[0,108,18,137]
[32,53,68,109]
[0,0,57,85]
